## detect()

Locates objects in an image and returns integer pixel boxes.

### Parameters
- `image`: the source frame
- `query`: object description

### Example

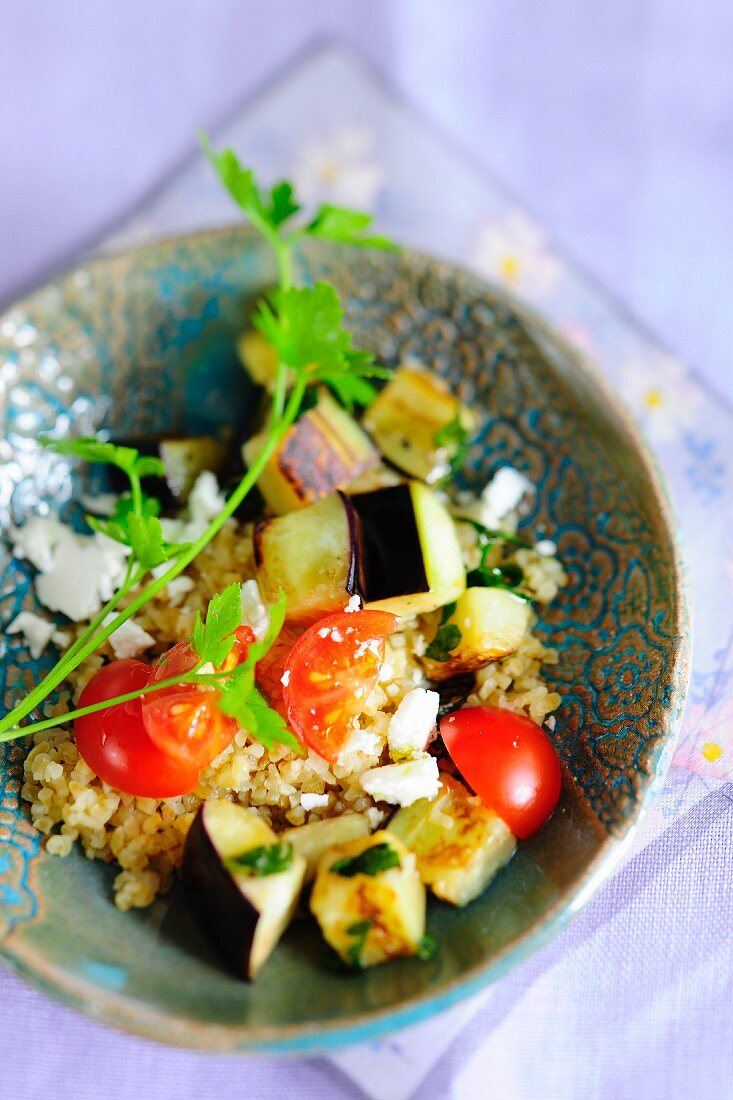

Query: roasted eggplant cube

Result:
[351,481,465,617]
[182,800,306,980]
[108,436,228,508]
[283,813,372,883]
[236,331,289,393]
[363,365,477,482]
[244,390,379,514]
[420,587,531,681]
[254,491,363,624]
[310,830,426,968]
[390,775,516,906]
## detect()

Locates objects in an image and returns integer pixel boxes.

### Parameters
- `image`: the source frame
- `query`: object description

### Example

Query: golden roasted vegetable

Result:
[389,775,516,906]
[283,813,372,883]
[236,331,285,392]
[363,365,477,482]
[244,390,379,514]
[310,830,426,968]
[419,587,530,681]
[254,491,361,625]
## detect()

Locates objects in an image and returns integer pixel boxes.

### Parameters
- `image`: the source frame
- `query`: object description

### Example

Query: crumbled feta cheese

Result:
[535,539,557,557]
[546,715,556,732]
[188,470,226,525]
[318,627,330,639]
[280,669,291,687]
[166,576,195,606]
[360,754,440,806]
[344,594,362,613]
[240,579,269,641]
[7,611,57,658]
[301,793,329,811]
[480,466,533,528]
[378,661,395,683]
[12,517,129,621]
[102,615,155,659]
[387,687,440,759]
[354,637,382,659]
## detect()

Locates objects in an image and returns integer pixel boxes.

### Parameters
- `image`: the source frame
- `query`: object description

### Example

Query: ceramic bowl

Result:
[0,228,689,1052]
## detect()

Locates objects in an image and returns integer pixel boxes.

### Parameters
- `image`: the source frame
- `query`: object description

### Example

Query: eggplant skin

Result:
[182,809,263,981]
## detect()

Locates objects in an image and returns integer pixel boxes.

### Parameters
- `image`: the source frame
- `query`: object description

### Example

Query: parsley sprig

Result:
[5,583,299,752]
[0,138,397,744]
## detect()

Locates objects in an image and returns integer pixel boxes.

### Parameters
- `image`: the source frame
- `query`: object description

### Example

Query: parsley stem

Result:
[0,668,216,741]
[0,378,307,740]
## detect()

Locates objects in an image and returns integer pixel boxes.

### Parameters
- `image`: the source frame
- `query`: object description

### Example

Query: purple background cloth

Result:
[2,8,733,1099]
[3,1,733,400]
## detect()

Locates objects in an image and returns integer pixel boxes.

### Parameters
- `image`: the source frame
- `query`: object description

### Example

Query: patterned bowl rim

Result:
[0,226,692,1053]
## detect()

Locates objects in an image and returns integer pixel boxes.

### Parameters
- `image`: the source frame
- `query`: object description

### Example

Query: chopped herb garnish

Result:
[467,564,531,601]
[434,411,471,478]
[417,934,438,961]
[331,843,401,877]
[425,622,462,662]
[345,919,373,968]
[454,516,532,562]
[225,842,294,877]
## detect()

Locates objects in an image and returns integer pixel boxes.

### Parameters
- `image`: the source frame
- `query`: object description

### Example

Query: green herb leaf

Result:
[424,622,462,662]
[434,411,471,477]
[132,454,166,479]
[454,516,532,565]
[466,564,530,601]
[331,842,401,878]
[345,919,373,968]
[254,283,391,411]
[225,841,294,877]
[417,934,438,961]
[191,583,243,667]
[218,680,300,752]
[41,435,140,476]
[306,204,397,251]
[199,134,301,234]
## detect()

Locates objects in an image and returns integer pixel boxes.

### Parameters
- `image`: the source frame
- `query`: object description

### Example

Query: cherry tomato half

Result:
[255,621,305,719]
[282,609,399,762]
[440,705,562,839]
[142,626,255,769]
[75,659,200,798]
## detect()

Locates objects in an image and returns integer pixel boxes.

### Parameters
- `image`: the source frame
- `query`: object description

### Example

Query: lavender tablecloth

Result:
[2,44,732,1100]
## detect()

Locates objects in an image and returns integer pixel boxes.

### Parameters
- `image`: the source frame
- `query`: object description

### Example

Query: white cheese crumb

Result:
[546,715,557,732]
[344,594,362,613]
[188,470,226,525]
[240,579,269,641]
[535,539,557,557]
[301,793,330,811]
[480,466,533,528]
[102,615,155,659]
[387,687,440,759]
[7,611,57,658]
[378,661,395,683]
[166,576,195,606]
[318,627,330,638]
[360,754,440,806]
[12,517,129,622]
[280,669,291,687]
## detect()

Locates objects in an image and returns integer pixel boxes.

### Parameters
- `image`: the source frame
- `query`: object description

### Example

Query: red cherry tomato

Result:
[282,609,399,762]
[440,705,562,839]
[142,626,255,769]
[75,659,200,798]
[255,621,305,719]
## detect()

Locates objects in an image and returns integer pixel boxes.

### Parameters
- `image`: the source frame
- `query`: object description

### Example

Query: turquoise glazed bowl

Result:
[0,228,689,1052]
